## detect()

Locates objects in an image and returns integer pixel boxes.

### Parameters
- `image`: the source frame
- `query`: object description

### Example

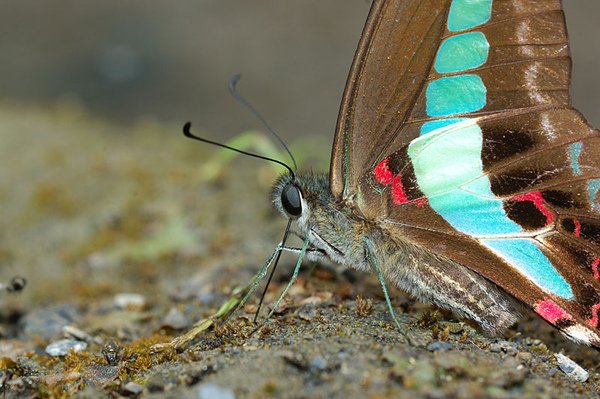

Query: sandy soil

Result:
[0,104,598,398]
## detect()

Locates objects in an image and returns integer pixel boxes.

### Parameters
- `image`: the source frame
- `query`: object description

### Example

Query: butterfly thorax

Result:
[272,171,521,334]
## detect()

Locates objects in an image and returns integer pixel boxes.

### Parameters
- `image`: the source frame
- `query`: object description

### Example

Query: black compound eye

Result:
[281,183,302,218]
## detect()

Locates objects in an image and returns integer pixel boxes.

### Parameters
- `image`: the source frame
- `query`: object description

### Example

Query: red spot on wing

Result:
[592,258,600,280]
[391,175,409,204]
[535,298,574,324]
[374,158,394,186]
[374,157,427,207]
[573,219,582,237]
[511,191,555,225]
[415,198,428,207]
[589,303,600,328]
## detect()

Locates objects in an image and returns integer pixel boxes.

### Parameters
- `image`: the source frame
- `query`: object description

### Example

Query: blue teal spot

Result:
[435,32,490,73]
[448,0,493,32]
[569,142,583,176]
[428,189,522,235]
[408,120,570,299]
[588,179,600,212]
[483,238,574,299]
[408,123,521,236]
[426,75,487,117]
[420,118,469,135]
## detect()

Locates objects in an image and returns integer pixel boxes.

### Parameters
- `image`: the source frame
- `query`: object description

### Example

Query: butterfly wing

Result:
[330,0,453,199]
[331,0,570,208]
[379,111,600,345]
[332,0,600,344]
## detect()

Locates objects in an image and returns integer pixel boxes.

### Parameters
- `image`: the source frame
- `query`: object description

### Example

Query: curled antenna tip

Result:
[181,121,296,179]
[228,74,242,94]
[183,122,192,136]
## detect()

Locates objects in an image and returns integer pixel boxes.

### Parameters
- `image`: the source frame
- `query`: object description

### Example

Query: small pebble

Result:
[555,353,589,383]
[309,356,328,371]
[63,325,96,343]
[297,306,317,322]
[506,346,518,356]
[45,339,87,356]
[114,293,146,310]
[426,341,453,352]
[198,292,216,303]
[122,381,144,396]
[197,383,236,399]
[548,367,559,377]
[161,307,189,330]
[489,343,502,353]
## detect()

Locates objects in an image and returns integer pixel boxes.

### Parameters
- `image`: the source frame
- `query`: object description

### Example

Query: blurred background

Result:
[0,3,598,394]
[1,1,599,138]
[1,1,599,306]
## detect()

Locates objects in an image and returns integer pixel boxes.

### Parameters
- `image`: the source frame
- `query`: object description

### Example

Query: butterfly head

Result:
[271,172,358,266]
[276,178,303,219]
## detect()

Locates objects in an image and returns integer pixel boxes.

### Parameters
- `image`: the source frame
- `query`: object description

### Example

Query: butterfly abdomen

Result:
[366,225,522,334]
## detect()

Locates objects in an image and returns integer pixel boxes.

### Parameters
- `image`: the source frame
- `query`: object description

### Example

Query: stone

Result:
[426,341,453,352]
[45,339,87,356]
[160,307,190,330]
[197,383,236,399]
[122,381,144,396]
[555,353,589,383]
[489,343,502,353]
[114,293,146,310]
[309,356,328,372]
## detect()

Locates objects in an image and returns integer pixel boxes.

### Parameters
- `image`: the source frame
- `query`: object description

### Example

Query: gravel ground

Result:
[0,104,599,398]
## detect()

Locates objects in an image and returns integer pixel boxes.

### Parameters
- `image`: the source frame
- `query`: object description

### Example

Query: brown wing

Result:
[330,0,453,200]
[335,0,600,344]
[379,109,600,345]
[332,1,570,215]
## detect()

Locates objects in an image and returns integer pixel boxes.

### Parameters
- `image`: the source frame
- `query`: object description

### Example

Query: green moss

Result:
[31,183,77,217]
[262,381,278,396]
[415,310,440,329]
[116,334,176,382]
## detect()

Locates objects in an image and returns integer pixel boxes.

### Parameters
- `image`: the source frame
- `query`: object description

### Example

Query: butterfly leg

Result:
[152,241,284,352]
[280,246,328,263]
[247,236,311,337]
[364,236,407,336]
[263,236,310,321]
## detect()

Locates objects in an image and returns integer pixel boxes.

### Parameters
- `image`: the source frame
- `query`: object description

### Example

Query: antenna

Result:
[183,123,295,179]
[228,74,298,172]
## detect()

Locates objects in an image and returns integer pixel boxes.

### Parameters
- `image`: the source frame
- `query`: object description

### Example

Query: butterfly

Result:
[266,0,600,347]
[177,0,599,350]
